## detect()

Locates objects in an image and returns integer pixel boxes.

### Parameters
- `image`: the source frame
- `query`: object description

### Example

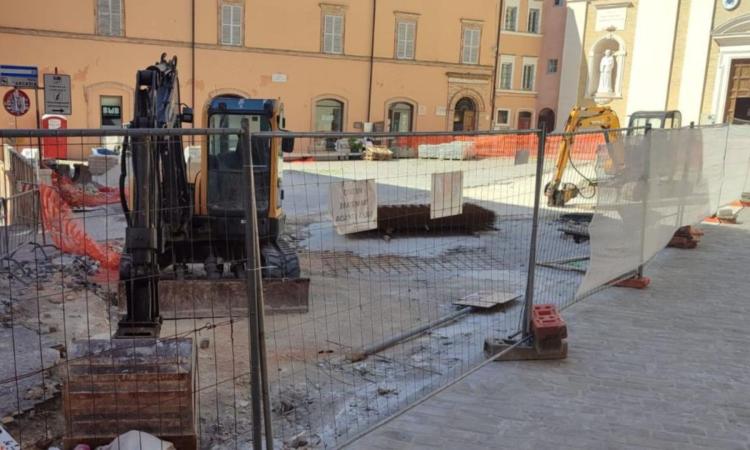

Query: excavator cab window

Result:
[207,112,272,215]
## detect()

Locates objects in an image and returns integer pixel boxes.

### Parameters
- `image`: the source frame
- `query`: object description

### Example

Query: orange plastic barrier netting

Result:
[40,184,121,270]
[394,133,605,160]
[53,173,121,208]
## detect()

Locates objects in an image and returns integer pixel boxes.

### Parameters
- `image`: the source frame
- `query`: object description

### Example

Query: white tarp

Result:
[330,179,378,235]
[431,171,464,219]
[577,124,750,298]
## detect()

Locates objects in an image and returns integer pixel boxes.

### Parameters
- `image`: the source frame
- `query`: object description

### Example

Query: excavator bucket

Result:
[117,276,310,319]
[156,277,310,319]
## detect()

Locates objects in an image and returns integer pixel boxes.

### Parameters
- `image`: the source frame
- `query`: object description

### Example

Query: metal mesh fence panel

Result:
[0,128,270,450]
[254,130,540,447]
[531,128,628,311]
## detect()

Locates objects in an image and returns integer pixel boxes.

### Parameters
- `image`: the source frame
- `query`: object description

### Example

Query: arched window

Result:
[388,102,414,132]
[537,108,555,132]
[314,99,344,132]
[453,97,477,132]
[314,98,344,151]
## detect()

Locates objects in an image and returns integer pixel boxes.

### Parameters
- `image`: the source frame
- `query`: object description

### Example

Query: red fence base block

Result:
[531,304,567,342]
[485,304,568,361]
[614,276,651,289]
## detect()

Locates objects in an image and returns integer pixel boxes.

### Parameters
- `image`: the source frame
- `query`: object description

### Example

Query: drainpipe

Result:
[489,0,504,130]
[366,0,376,123]
[191,0,196,128]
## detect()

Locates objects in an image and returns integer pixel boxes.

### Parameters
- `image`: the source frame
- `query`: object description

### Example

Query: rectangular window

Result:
[500,61,513,89]
[100,96,123,128]
[97,0,123,36]
[528,8,541,33]
[548,59,558,73]
[396,20,416,59]
[323,14,344,54]
[221,3,243,46]
[496,109,510,126]
[554,0,563,6]
[504,6,518,31]
[522,62,536,91]
[461,26,481,65]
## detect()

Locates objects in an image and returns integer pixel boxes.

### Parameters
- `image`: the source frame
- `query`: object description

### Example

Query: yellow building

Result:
[0,0,568,160]
[558,0,750,128]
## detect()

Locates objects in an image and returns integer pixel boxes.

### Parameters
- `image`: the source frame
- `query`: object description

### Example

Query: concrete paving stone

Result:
[346,212,750,449]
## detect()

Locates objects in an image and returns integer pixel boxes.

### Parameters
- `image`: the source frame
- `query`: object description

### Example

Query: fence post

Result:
[1,197,8,258]
[241,120,265,450]
[522,128,547,338]
[636,123,653,279]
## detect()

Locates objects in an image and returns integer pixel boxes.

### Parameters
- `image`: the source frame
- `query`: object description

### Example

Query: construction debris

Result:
[95,431,175,450]
[362,146,393,161]
[668,225,701,249]
[375,202,495,235]
[418,141,475,160]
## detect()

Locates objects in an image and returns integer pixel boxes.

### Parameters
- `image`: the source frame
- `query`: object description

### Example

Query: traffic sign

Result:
[3,89,31,116]
[44,73,71,115]
[0,65,38,88]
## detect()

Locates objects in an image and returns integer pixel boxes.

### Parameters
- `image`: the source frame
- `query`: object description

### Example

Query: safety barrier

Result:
[0,124,747,450]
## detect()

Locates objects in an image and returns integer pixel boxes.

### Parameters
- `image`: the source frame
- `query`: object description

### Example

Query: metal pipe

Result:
[251,128,541,139]
[489,0,504,130]
[349,307,473,362]
[636,123,652,278]
[0,128,242,138]
[191,0,196,125]
[522,128,547,337]
[366,0,376,123]
[241,120,263,450]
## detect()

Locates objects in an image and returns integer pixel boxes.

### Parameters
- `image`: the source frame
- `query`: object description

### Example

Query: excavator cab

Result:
[628,110,682,134]
[190,96,300,279]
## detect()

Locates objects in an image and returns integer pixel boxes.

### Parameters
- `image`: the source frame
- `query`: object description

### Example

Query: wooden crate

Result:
[62,338,196,450]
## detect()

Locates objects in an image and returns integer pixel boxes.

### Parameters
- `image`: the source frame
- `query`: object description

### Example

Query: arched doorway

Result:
[314,98,344,150]
[517,111,533,130]
[453,97,477,132]
[388,102,414,132]
[537,108,555,132]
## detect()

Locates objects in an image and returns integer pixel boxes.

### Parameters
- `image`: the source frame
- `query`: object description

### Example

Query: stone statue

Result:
[597,49,615,94]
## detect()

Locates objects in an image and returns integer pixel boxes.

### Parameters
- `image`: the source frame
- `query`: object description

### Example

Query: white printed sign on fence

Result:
[330,179,378,234]
[431,171,463,219]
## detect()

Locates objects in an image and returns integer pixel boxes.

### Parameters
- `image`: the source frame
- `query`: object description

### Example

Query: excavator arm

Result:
[117,54,192,337]
[544,106,621,207]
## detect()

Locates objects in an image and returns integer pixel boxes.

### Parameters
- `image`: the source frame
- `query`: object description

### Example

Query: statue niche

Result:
[587,37,625,103]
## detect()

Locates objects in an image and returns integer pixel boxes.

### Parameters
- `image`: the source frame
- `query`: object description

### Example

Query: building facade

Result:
[495,0,567,131]
[0,0,567,159]
[557,0,750,128]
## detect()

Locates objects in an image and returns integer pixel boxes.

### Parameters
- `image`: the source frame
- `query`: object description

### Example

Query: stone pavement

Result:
[345,212,750,450]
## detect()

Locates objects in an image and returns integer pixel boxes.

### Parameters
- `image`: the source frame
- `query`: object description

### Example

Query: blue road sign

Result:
[0,65,39,88]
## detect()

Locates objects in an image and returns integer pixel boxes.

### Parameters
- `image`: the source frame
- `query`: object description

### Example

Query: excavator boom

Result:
[544,106,621,207]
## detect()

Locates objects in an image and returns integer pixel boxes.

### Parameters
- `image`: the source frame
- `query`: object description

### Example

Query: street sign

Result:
[3,89,31,116]
[0,65,38,88]
[43,73,71,115]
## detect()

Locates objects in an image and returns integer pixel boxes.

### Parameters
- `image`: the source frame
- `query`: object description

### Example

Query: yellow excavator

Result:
[544,106,622,207]
[544,107,682,207]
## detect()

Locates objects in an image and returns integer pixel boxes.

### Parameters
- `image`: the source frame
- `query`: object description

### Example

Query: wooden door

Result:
[725,59,750,122]
[463,110,476,131]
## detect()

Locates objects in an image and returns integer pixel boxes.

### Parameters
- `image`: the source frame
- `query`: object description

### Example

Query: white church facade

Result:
[557,0,750,128]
